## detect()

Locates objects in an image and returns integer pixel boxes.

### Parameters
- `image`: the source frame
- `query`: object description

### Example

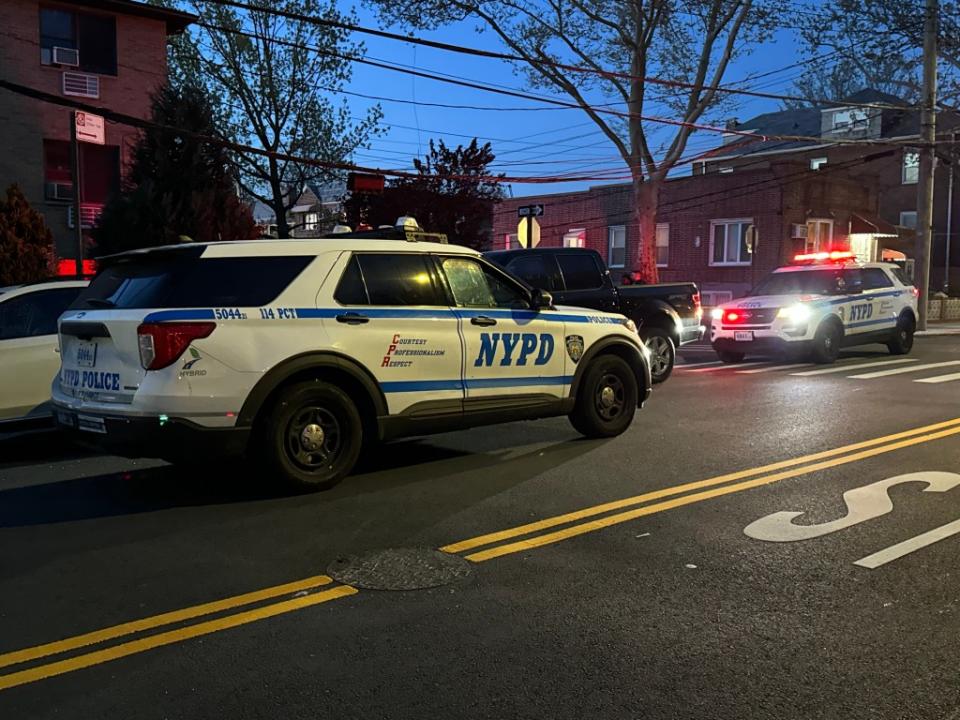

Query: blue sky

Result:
[342,6,807,197]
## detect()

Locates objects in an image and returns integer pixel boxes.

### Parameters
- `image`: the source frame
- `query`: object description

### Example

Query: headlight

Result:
[777,303,811,324]
[621,318,638,334]
[710,307,724,321]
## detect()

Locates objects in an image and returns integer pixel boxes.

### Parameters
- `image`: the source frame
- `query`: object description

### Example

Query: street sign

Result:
[517,204,544,218]
[74,112,104,145]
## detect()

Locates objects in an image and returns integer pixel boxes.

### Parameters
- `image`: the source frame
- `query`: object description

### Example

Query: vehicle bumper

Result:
[52,404,250,461]
[711,336,812,356]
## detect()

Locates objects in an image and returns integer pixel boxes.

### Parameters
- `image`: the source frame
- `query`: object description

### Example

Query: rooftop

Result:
[66,0,197,34]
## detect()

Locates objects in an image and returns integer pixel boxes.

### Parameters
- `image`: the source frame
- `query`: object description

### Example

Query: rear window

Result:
[73,255,313,309]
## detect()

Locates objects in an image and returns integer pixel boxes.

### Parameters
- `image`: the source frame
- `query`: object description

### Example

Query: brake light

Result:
[911,287,920,298]
[137,322,215,370]
[692,292,702,320]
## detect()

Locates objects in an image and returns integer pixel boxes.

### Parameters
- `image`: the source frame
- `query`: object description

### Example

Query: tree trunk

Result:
[631,175,660,284]
[268,156,290,239]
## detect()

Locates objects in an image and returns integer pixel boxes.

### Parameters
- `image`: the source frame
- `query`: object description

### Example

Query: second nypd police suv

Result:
[710,251,918,364]
[52,224,651,491]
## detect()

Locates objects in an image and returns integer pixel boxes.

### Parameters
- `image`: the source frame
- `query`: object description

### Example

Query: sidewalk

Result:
[917,322,960,336]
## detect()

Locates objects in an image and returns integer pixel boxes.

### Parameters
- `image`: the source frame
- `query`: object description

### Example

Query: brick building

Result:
[492,90,960,303]
[0,0,194,267]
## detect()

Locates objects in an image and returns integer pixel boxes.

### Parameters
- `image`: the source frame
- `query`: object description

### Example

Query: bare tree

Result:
[369,0,782,281]
[780,56,920,109]
[164,0,382,238]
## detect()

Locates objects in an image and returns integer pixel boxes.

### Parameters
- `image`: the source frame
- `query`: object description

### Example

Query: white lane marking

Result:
[915,371,960,384]
[736,363,813,374]
[855,517,960,569]
[849,360,960,380]
[688,362,767,373]
[790,359,917,376]
[675,360,722,369]
[744,472,960,542]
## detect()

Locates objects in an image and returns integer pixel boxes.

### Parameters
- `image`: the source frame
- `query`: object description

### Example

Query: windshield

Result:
[750,269,842,296]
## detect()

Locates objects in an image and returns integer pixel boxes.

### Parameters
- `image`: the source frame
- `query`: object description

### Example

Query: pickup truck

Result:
[485,247,703,382]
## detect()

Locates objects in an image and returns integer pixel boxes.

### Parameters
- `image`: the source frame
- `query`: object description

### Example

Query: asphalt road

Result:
[1,336,959,719]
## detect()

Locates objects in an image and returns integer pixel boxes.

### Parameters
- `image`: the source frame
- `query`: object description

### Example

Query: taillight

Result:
[137,322,215,370]
[911,287,920,298]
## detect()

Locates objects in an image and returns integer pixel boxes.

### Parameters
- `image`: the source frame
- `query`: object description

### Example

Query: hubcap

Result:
[645,336,671,375]
[594,373,626,421]
[286,406,342,470]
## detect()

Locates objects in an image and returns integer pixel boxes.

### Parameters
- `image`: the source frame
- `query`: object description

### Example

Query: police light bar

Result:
[793,250,857,263]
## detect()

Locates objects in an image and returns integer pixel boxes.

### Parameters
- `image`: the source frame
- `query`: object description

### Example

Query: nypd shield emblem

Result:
[565,335,585,364]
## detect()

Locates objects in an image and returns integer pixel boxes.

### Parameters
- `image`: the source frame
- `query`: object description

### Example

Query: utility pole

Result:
[916,0,938,330]
[69,113,84,278]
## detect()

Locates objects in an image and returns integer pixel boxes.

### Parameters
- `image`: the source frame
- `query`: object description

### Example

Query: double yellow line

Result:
[0,576,355,691]
[441,416,960,561]
[3,416,959,692]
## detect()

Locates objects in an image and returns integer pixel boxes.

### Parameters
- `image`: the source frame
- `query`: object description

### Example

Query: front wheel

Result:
[257,380,363,492]
[641,328,676,384]
[887,314,915,355]
[810,321,842,364]
[569,355,639,438]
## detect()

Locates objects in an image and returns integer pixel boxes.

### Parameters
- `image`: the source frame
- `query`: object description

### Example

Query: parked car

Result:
[485,247,703,383]
[0,279,89,427]
[52,227,651,491]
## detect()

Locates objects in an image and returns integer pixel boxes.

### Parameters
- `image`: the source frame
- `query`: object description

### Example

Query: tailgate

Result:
[58,311,147,404]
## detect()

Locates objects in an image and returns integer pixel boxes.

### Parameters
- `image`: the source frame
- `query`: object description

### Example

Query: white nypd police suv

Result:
[52,222,651,490]
[710,251,918,364]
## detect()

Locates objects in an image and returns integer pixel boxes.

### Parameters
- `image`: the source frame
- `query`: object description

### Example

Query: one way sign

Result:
[517,204,544,218]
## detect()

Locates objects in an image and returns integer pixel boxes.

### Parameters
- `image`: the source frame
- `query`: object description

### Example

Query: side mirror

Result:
[530,288,554,310]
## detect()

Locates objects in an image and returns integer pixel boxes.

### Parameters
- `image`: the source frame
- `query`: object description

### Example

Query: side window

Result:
[354,254,443,306]
[442,257,529,309]
[891,267,912,286]
[0,288,81,340]
[334,255,369,305]
[556,253,604,290]
[840,269,863,294]
[861,268,894,290]
[505,254,562,291]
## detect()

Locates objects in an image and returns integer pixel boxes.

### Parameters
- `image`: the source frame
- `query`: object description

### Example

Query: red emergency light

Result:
[57,259,97,277]
[347,172,385,193]
[792,250,856,263]
[723,310,744,324]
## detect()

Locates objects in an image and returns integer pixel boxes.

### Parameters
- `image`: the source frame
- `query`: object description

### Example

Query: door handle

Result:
[335,313,370,325]
[470,316,497,327]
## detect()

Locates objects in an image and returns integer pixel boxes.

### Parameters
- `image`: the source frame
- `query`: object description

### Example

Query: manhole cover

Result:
[328,547,472,590]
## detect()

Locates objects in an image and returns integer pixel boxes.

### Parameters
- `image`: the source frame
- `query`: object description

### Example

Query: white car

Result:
[710,252,918,364]
[52,228,651,490]
[0,280,88,426]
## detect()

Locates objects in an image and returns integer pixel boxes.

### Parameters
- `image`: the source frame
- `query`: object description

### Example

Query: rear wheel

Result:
[716,350,745,364]
[887,313,915,355]
[641,328,675,383]
[810,321,842,364]
[257,380,363,492]
[569,355,638,438]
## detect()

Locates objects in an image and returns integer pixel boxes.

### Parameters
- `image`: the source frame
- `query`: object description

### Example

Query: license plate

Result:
[734,331,754,342]
[77,414,106,434]
[76,340,98,368]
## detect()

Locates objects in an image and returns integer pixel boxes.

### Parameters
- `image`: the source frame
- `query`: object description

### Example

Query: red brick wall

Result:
[0,0,172,257]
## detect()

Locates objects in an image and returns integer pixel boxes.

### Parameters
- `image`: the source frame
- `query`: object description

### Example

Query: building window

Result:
[43,139,72,200]
[655,223,669,267]
[810,157,828,170]
[805,219,833,252]
[902,150,919,185]
[701,290,733,307]
[304,212,319,230]
[718,166,734,174]
[504,233,520,250]
[899,211,918,229]
[40,8,117,76]
[710,219,753,266]
[563,228,585,248]
[831,108,868,131]
[608,225,626,268]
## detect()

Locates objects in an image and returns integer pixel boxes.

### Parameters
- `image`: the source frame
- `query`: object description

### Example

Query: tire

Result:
[810,320,842,364]
[887,313,915,355]
[257,380,363,492]
[716,350,745,364]
[568,354,639,438]
[641,328,676,384]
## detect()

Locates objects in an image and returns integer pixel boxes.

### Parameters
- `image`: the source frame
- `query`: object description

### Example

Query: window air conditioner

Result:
[52,46,80,66]
[62,72,99,99]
